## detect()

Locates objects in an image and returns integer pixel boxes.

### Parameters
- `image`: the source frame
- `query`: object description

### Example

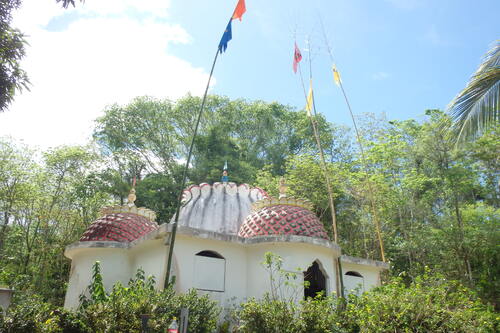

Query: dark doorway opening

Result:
[304,261,326,299]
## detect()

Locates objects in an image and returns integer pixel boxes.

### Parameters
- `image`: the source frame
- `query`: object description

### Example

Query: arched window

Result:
[196,250,224,259]
[193,250,225,292]
[344,270,365,296]
[345,271,363,278]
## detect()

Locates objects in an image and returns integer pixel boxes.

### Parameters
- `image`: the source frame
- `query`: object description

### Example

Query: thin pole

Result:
[165,48,220,287]
[318,17,386,262]
[297,38,344,297]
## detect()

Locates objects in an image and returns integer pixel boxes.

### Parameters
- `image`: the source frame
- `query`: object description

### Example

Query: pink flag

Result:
[293,43,302,73]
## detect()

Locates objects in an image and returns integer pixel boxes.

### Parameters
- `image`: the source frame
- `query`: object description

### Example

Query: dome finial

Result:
[221,160,229,184]
[127,176,137,207]
[279,177,288,199]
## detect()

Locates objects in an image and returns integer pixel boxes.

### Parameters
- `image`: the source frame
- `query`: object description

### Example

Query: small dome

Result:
[80,212,158,242]
[238,204,329,240]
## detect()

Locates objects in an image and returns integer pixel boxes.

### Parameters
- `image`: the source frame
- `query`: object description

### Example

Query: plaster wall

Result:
[64,247,131,309]
[341,262,381,296]
[172,234,248,308]
[245,242,338,302]
[130,238,168,290]
[0,288,14,314]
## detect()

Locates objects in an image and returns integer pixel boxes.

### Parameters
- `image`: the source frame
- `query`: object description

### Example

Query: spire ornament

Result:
[221,161,229,183]
[279,177,288,199]
[127,176,137,207]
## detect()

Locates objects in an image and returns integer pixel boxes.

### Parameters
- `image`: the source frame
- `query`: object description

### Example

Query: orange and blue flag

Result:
[219,20,232,53]
[232,0,246,21]
[218,0,246,54]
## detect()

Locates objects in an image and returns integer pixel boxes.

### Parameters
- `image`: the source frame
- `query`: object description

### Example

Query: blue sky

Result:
[1,0,499,147]
[168,0,499,125]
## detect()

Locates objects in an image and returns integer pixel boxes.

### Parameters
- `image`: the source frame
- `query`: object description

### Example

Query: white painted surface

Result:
[343,275,365,296]
[245,242,338,302]
[173,234,248,308]
[193,256,225,292]
[0,288,14,313]
[130,238,168,290]
[64,232,386,310]
[341,262,382,296]
[64,247,131,309]
[176,183,265,234]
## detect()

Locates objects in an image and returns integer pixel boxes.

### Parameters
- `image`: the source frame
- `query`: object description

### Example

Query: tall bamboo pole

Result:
[164,49,220,287]
[297,38,344,297]
[318,17,386,262]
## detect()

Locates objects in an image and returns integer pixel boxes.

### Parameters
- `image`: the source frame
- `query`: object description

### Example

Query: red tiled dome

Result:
[80,213,158,242]
[238,204,329,240]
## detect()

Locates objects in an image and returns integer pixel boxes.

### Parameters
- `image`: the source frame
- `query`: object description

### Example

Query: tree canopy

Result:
[0,94,498,310]
[447,40,500,142]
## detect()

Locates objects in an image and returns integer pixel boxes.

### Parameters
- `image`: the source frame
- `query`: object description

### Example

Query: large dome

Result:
[238,200,329,240]
[175,182,267,234]
[80,193,158,243]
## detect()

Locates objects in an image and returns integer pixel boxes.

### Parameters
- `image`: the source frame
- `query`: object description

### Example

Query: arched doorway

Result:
[303,261,327,299]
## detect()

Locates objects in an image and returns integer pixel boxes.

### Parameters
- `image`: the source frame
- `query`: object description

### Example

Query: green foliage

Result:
[0,0,29,112]
[1,93,499,312]
[78,265,220,333]
[235,253,345,332]
[0,293,90,333]
[1,265,220,332]
[340,272,498,333]
[447,41,499,142]
[235,257,497,333]
[0,139,112,304]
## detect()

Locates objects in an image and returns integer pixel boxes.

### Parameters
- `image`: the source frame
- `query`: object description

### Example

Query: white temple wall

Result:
[173,235,248,308]
[64,247,131,309]
[130,238,168,290]
[245,242,338,302]
[341,262,381,296]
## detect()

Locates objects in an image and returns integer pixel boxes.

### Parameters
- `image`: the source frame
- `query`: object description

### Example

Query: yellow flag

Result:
[305,80,313,116]
[332,65,341,86]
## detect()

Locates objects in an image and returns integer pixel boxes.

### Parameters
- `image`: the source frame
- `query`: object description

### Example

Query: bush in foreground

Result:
[235,272,497,332]
[1,262,497,332]
[0,263,219,333]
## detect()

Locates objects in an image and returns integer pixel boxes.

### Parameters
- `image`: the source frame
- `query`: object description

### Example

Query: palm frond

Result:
[447,40,500,142]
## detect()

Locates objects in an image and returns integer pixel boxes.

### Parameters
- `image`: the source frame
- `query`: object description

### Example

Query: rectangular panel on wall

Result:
[193,256,225,292]
[344,275,365,296]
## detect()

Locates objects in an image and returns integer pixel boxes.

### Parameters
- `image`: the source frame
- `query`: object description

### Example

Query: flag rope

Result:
[296,38,344,298]
[318,16,386,262]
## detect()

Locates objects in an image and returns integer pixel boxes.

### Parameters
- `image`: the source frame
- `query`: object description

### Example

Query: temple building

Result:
[64,173,388,309]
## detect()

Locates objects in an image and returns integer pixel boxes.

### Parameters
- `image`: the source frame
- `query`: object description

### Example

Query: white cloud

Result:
[1,0,210,149]
[372,71,390,80]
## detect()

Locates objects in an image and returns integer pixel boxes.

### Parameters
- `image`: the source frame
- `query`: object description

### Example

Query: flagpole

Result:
[164,48,220,287]
[318,16,386,262]
[297,37,344,298]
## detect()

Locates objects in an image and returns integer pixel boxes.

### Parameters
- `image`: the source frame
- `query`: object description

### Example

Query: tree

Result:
[0,0,28,112]
[447,41,500,142]
[0,141,111,304]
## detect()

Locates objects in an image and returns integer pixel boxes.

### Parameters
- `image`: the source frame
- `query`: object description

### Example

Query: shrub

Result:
[235,254,498,333]
[1,263,220,333]
[0,294,52,333]
[339,272,498,333]
[79,262,220,333]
